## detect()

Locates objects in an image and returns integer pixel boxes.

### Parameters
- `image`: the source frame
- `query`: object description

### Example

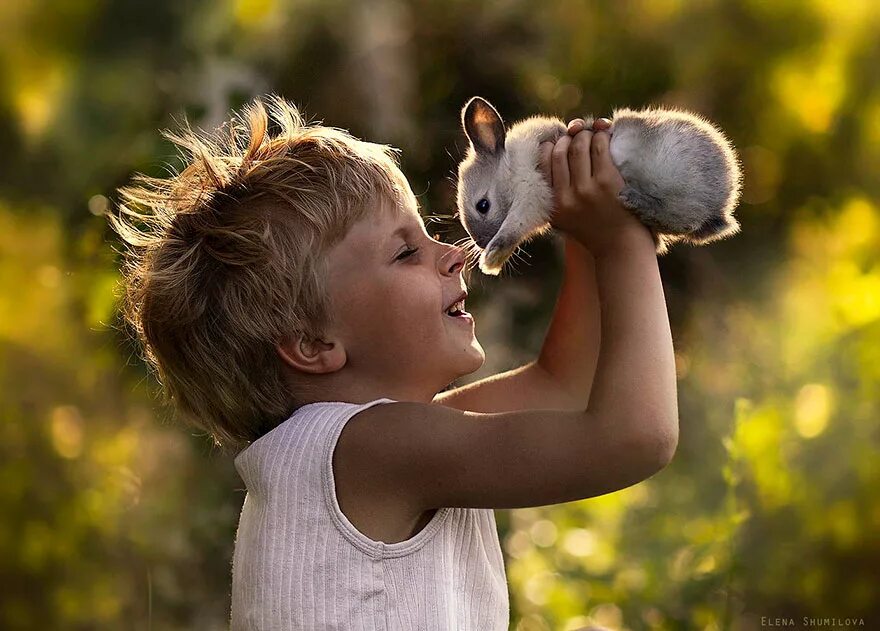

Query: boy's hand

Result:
[539,118,647,256]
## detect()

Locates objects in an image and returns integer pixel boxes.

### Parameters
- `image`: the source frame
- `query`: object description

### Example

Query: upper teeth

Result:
[447,299,465,313]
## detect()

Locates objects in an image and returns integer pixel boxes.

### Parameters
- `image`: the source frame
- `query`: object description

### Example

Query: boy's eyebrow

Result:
[386,225,409,249]
[388,221,424,245]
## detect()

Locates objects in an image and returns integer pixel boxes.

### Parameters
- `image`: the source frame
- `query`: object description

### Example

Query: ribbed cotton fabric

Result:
[230,397,510,630]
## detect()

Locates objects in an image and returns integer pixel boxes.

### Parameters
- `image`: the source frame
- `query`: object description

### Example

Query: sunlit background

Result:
[1,0,878,629]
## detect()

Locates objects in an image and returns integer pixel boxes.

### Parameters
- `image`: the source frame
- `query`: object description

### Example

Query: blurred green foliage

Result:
[0,0,878,629]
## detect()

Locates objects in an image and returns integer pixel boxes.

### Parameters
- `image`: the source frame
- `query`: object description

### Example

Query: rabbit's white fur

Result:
[457,97,743,274]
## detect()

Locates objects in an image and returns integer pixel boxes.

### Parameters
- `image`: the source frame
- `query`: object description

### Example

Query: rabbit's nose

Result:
[474,234,491,248]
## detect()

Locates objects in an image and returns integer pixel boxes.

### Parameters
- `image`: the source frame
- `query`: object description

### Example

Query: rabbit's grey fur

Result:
[457,97,743,274]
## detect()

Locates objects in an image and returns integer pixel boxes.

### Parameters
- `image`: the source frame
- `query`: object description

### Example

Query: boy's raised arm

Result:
[533,235,601,410]
[584,226,679,442]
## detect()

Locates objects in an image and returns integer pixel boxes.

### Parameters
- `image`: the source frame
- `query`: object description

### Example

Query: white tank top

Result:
[230,397,510,630]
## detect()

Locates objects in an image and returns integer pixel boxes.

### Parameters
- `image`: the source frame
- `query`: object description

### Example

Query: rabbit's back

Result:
[610,108,740,231]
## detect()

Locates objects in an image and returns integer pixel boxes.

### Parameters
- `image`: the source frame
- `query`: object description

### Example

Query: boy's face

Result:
[324,194,485,400]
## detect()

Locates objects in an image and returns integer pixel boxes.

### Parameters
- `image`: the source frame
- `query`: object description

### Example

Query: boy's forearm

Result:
[586,227,679,450]
[535,235,602,409]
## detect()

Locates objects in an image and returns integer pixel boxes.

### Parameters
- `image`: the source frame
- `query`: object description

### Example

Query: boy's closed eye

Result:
[396,245,420,261]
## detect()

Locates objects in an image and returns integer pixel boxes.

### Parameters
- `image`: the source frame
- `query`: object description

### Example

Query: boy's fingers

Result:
[551,134,572,192]
[592,117,612,131]
[567,129,593,191]
[567,118,586,136]
[590,131,623,188]
[538,141,554,184]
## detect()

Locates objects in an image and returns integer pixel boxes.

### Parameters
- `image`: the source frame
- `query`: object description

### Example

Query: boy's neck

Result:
[293,373,441,407]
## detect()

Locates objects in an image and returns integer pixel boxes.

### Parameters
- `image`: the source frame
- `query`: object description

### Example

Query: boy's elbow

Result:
[652,417,679,470]
[639,416,679,473]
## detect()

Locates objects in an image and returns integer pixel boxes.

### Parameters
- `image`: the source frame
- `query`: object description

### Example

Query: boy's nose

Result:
[440,244,467,276]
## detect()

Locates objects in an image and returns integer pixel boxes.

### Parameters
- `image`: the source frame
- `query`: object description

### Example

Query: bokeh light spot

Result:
[50,405,84,459]
[794,383,833,438]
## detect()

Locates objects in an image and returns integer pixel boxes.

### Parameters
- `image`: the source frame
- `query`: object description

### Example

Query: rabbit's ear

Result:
[462,97,506,156]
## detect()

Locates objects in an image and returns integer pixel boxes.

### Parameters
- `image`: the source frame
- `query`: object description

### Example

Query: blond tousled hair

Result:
[108,94,412,450]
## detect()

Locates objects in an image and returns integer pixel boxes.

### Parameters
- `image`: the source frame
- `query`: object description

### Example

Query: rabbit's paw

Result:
[618,184,666,225]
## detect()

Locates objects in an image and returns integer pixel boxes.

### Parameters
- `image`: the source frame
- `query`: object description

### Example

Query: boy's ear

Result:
[276,333,346,375]
[462,96,506,156]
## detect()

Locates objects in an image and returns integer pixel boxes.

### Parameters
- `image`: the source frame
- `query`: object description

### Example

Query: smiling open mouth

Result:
[444,293,472,320]
[445,302,470,318]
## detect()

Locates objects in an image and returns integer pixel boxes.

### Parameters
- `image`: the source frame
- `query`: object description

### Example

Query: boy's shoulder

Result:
[334,402,435,543]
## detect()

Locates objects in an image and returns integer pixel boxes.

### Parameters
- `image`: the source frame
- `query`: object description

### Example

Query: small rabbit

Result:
[456,96,743,274]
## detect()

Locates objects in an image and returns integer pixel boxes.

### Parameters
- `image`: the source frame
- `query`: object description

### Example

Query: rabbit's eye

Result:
[476,198,491,214]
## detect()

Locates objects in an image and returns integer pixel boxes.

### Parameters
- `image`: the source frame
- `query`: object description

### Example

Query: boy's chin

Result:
[457,342,486,376]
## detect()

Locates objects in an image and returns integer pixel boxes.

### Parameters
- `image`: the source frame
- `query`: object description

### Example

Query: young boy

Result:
[109,94,678,630]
